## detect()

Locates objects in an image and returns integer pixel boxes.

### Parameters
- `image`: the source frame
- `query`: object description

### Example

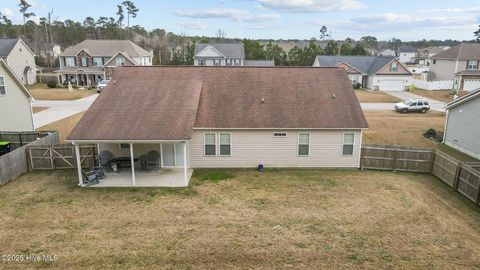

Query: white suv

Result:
[395,98,430,113]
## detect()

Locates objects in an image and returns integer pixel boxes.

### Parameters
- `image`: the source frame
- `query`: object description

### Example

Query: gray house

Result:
[443,88,480,159]
[313,55,412,91]
[0,38,37,85]
[193,43,274,67]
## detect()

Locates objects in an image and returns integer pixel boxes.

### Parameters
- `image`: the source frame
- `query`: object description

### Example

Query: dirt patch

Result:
[32,107,49,114]
[363,110,445,148]
[37,112,85,143]
[1,170,480,269]
[28,84,96,101]
[355,89,402,103]
[412,89,468,103]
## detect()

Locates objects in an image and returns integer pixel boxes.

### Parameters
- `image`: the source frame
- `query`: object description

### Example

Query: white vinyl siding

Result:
[0,76,5,95]
[189,130,362,168]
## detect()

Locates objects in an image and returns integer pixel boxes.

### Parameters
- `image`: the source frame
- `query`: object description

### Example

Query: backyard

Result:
[363,110,446,148]
[27,84,96,101]
[1,170,480,269]
[354,89,402,103]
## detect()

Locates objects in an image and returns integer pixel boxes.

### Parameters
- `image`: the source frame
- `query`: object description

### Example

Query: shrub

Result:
[46,80,57,88]
[424,128,436,136]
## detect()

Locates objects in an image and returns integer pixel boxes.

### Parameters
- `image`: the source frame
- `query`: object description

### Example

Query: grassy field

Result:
[1,170,480,269]
[32,107,49,114]
[27,84,96,100]
[363,110,445,148]
[355,89,402,103]
[37,112,85,142]
[412,89,468,103]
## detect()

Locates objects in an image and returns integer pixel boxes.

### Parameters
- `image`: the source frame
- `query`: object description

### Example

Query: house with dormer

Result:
[55,40,153,87]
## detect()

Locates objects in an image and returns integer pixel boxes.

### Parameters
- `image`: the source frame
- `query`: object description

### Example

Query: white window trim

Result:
[342,132,355,156]
[273,132,288,138]
[219,133,232,156]
[297,132,311,157]
[0,76,6,96]
[65,57,75,67]
[93,57,103,67]
[467,60,479,70]
[203,132,217,156]
[116,57,126,66]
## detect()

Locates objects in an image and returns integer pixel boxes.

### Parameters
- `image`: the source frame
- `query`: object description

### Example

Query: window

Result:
[343,133,354,156]
[214,59,221,66]
[220,133,231,156]
[467,60,479,70]
[81,57,88,67]
[391,62,398,72]
[200,59,206,66]
[65,57,75,67]
[298,133,310,156]
[273,132,287,137]
[116,57,126,66]
[204,133,216,156]
[0,76,5,96]
[226,59,232,66]
[433,59,437,65]
[119,143,130,149]
[93,57,103,67]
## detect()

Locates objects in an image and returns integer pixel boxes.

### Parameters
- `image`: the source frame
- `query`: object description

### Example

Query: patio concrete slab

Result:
[91,168,193,187]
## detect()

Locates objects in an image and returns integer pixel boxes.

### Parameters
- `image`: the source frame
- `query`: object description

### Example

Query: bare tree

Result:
[216,29,226,40]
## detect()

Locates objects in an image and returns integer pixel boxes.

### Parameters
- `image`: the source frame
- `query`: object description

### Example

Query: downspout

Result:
[442,109,449,144]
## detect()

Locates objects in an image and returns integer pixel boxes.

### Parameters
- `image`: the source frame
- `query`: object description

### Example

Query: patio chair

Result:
[98,151,114,172]
[145,151,160,171]
[81,170,101,186]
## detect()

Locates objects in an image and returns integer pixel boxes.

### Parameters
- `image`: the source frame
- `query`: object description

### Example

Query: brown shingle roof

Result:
[431,43,480,61]
[67,66,368,141]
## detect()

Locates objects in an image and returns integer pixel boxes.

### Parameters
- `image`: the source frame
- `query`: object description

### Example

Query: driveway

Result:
[33,94,98,128]
[362,91,445,112]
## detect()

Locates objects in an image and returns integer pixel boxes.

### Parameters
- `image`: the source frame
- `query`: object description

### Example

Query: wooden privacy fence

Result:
[0,131,52,151]
[360,145,434,173]
[27,145,97,170]
[0,131,59,186]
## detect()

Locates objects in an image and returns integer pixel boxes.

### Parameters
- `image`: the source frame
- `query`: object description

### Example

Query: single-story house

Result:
[443,88,480,159]
[0,58,35,131]
[67,66,368,187]
[0,38,37,85]
[313,55,412,91]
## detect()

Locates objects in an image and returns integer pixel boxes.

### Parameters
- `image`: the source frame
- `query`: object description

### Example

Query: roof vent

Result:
[261,97,265,104]
[332,94,336,100]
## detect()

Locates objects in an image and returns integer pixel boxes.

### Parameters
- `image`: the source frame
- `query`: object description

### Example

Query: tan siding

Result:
[189,130,362,168]
[430,60,457,80]
[0,64,34,131]
[106,54,135,66]
[376,59,410,74]
[6,40,36,85]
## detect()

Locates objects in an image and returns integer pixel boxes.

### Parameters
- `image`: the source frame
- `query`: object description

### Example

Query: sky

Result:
[1,0,479,41]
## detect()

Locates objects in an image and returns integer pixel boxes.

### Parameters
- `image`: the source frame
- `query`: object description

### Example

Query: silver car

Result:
[394,98,430,113]
[96,80,110,93]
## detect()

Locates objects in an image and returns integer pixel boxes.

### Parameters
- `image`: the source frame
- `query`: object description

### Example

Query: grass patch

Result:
[27,84,96,100]
[37,111,85,143]
[355,89,402,103]
[194,170,235,183]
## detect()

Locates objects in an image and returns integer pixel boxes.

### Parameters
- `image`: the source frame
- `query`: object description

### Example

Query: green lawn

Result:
[1,169,480,269]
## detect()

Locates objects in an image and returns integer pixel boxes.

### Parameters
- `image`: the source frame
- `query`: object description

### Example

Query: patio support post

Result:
[130,143,136,186]
[74,143,83,187]
[183,141,188,186]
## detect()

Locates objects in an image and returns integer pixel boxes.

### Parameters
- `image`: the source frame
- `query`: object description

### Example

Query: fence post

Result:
[392,148,398,172]
[429,150,436,173]
[453,162,461,191]
[18,132,23,147]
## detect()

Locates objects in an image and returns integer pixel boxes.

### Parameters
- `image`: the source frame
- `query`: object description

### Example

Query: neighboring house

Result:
[313,55,412,91]
[397,46,417,64]
[414,46,449,66]
[55,39,153,87]
[67,66,368,187]
[193,43,274,67]
[0,38,37,85]
[380,49,396,57]
[430,43,480,91]
[0,59,34,131]
[443,88,480,159]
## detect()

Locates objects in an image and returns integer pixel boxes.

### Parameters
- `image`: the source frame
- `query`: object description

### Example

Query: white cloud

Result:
[178,21,207,30]
[253,0,365,13]
[1,8,13,18]
[174,8,281,22]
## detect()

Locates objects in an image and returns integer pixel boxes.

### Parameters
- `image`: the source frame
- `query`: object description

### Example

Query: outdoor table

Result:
[110,157,139,172]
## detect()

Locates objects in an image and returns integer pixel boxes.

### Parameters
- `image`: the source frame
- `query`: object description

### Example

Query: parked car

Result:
[394,98,430,113]
[96,80,110,93]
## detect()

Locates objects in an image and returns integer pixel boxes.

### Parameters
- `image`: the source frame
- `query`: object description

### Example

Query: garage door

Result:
[464,79,480,91]
[378,79,405,91]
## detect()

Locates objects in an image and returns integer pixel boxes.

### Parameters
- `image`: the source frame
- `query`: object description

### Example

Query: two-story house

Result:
[313,55,412,91]
[396,46,417,64]
[414,46,449,66]
[193,43,274,67]
[55,40,153,87]
[430,43,480,91]
[0,39,37,85]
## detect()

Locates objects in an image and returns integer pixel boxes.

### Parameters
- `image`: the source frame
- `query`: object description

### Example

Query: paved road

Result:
[378,91,445,112]
[33,94,98,128]
[361,102,444,112]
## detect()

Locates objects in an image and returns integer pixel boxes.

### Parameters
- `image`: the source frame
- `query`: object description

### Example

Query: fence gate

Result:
[28,145,97,170]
